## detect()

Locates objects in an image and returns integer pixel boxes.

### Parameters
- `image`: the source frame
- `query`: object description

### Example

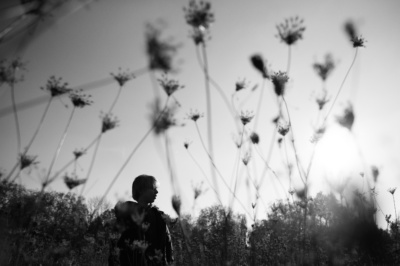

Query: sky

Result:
[1,0,400,228]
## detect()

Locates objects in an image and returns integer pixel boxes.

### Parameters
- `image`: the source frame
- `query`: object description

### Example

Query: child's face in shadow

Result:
[138,182,159,205]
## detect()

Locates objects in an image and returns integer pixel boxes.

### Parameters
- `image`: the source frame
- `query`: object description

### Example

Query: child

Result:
[114,175,174,266]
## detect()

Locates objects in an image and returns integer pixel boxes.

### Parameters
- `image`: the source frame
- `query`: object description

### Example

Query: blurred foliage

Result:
[1,181,399,265]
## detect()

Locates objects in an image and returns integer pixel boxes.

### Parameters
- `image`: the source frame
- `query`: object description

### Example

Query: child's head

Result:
[132,174,159,204]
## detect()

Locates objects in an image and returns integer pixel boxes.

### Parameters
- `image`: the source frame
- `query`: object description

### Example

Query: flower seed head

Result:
[111,68,134,86]
[277,121,290,136]
[172,195,181,216]
[336,103,355,130]
[64,173,86,190]
[184,140,192,149]
[249,132,260,144]
[388,187,397,195]
[0,58,26,85]
[41,76,71,97]
[19,153,39,170]
[276,16,306,46]
[150,99,178,135]
[235,78,249,92]
[183,0,215,30]
[351,35,366,48]
[271,71,289,96]
[242,151,251,166]
[73,148,86,159]
[69,90,93,108]
[313,54,335,81]
[250,54,269,79]
[187,109,204,122]
[146,23,180,72]
[371,166,379,183]
[101,112,119,133]
[239,110,254,126]
[158,74,184,97]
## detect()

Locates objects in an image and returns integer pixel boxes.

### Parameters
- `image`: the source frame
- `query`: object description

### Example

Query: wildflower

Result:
[242,151,251,166]
[271,71,289,96]
[310,126,326,143]
[351,35,366,48]
[239,110,254,126]
[232,133,242,149]
[371,166,379,183]
[313,54,335,81]
[41,76,71,97]
[172,195,181,216]
[235,78,249,92]
[193,182,204,200]
[101,112,119,133]
[189,27,210,45]
[150,99,178,135]
[111,68,134,86]
[187,109,204,122]
[277,137,283,147]
[336,103,355,130]
[184,140,192,149]
[183,0,215,30]
[69,90,93,108]
[0,58,26,85]
[277,121,290,136]
[288,189,295,196]
[388,187,397,195]
[19,154,39,170]
[158,74,184,97]
[344,21,358,41]
[276,16,306,46]
[251,203,256,209]
[250,54,269,79]
[315,91,330,110]
[73,148,86,159]
[146,23,180,72]
[132,240,149,252]
[385,214,392,224]
[249,132,260,144]
[64,173,86,190]
[141,222,150,232]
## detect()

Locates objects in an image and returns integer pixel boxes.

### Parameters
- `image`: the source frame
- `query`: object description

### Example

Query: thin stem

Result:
[195,45,236,128]
[230,128,244,209]
[194,122,252,217]
[108,85,123,114]
[80,135,103,196]
[393,195,397,221]
[149,70,161,99]
[94,98,170,215]
[43,107,76,189]
[253,78,266,132]
[282,96,305,185]
[48,133,102,184]
[287,45,292,74]
[10,72,21,154]
[164,132,177,195]
[253,144,286,198]
[0,68,148,118]
[257,127,277,189]
[186,148,222,205]
[201,43,216,191]
[323,48,358,125]
[24,97,53,154]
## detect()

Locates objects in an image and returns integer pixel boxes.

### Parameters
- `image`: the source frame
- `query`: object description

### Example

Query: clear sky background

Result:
[1,0,400,228]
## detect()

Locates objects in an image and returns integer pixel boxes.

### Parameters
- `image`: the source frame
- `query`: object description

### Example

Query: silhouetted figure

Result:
[113,175,173,266]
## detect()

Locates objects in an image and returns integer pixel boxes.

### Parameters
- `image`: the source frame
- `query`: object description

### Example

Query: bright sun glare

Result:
[310,125,364,196]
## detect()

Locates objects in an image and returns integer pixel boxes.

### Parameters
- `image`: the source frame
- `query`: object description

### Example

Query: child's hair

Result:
[131,174,158,201]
